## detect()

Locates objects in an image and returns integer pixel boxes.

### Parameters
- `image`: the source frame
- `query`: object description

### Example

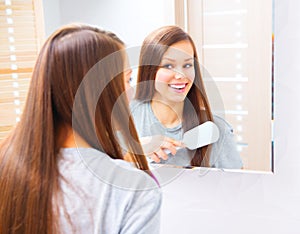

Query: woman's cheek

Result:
[186,69,195,82]
[155,69,173,83]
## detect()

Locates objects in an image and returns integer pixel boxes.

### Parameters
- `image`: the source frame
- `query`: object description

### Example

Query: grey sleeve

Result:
[119,189,162,234]
[210,116,243,169]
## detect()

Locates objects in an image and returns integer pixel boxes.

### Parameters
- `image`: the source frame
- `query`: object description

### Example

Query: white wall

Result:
[43,0,300,233]
[42,0,61,37]
[43,0,175,46]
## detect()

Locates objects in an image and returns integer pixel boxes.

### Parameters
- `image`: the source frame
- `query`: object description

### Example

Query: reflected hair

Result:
[0,23,149,234]
[135,25,213,167]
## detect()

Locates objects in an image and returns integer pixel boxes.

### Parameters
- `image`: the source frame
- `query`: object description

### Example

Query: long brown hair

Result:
[135,25,213,167]
[0,23,149,234]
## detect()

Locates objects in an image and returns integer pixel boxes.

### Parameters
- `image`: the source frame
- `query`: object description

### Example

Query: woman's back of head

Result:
[41,24,125,136]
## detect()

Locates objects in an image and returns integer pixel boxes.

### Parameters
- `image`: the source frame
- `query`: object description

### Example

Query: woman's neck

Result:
[151,97,184,128]
[58,125,91,148]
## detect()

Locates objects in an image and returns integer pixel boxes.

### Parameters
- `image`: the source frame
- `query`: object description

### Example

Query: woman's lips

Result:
[168,83,188,93]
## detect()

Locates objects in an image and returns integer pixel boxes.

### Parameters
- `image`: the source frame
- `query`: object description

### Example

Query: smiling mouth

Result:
[168,83,188,90]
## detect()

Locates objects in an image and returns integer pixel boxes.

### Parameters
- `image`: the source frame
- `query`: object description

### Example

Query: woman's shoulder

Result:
[129,99,149,112]
[210,115,243,169]
[129,100,155,129]
[60,148,160,191]
[59,148,162,233]
[213,115,234,134]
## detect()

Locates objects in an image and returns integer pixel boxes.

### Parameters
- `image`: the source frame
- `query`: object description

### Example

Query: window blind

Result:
[0,0,44,141]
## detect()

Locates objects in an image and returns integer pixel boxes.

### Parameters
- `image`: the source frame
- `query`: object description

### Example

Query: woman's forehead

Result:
[162,41,194,60]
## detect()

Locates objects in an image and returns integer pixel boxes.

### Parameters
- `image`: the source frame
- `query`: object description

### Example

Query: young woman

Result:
[0,24,161,234]
[131,25,243,169]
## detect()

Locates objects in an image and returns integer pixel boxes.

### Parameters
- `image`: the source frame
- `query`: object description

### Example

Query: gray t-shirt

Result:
[58,147,161,234]
[130,100,243,169]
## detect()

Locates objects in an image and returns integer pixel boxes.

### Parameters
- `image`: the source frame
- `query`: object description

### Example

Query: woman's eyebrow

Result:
[162,57,175,62]
[162,57,194,62]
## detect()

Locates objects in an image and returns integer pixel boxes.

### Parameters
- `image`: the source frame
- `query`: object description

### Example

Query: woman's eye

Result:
[184,63,193,68]
[162,64,173,69]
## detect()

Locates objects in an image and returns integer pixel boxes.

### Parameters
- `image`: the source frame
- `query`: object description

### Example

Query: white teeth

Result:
[169,84,186,89]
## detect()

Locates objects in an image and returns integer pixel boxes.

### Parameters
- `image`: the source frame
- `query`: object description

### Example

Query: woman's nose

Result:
[174,70,184,79]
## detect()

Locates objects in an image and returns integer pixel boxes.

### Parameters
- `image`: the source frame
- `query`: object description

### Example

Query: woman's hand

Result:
[140,135,182,163]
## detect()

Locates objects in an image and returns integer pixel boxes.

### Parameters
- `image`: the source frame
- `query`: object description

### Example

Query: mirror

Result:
[181,0,274,172]
[43,0,274,173]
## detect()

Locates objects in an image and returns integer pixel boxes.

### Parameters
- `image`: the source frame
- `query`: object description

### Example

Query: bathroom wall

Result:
[43,0,174,46]
[42,0,61,37]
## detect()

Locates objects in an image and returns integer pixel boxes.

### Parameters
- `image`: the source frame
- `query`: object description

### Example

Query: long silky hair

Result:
[0,24,149,234]
[135,25,213,167]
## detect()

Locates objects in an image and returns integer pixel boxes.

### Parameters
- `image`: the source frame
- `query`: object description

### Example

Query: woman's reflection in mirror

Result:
[130,25,243,169]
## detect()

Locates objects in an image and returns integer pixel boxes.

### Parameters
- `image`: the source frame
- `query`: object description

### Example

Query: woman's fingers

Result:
[140,135,182,162]
[152,138,181,161]
[149,153,161,163]
[161,141,178,155]
[147,147,168,162]
[164,137,182,147]
[160,137,182,155]
[155,148,169,160]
